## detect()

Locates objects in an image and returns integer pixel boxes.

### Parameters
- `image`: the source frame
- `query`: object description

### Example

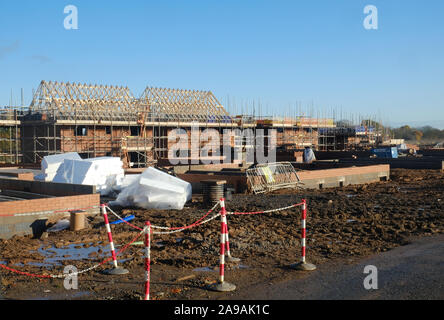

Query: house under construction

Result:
[0,80,383,168]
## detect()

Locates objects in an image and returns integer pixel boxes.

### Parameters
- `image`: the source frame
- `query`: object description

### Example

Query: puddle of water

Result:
[176,238,183,243]
[193,267,215,272]
[233,264,249,270]
[32,243,112,267]
[193,264,249,272]
[33,291,91,300]
[346,219,357,223]
[154,241,165,248]
[345,194,356,198]
[27,262,55,269]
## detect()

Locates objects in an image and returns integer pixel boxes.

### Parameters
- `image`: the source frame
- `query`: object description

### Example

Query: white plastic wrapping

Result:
[112,174,141,192]
[110,167,192,210]
[39,152,81,181]
[304,148,316,163]
[52,157,125,195]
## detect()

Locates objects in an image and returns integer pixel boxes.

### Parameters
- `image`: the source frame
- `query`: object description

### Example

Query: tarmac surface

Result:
[231,234,444,300]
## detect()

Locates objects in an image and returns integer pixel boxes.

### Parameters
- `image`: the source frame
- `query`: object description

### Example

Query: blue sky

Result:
[1,1,443,128]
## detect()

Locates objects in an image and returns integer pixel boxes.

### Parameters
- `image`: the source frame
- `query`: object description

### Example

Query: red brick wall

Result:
[0,193,100,215]
[297,165,390,180]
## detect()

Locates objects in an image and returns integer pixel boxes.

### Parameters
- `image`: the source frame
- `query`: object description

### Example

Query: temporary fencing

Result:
[0,196,315,299]
[102,204,119,269]
[246,162,301,194]
[144,222,151,301]
[301,199,307,263]
[290,199,317,271]
[219,199,227,283]
[207,198,236,292]
[104,202,220,234]
[224,216,240,263]
[0,224,146,279]
[227,202,304,216]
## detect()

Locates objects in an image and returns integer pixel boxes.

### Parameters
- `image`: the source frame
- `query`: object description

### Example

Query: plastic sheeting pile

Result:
[36,153,192,209]
[304,147,316,163]
[35,152,82,181]
[110,167,192,210]
[52,157,125,195]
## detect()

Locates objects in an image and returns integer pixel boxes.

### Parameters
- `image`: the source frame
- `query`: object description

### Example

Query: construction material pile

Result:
[36,153,125,196]
[36,153,192,208]
[303,147,316,163]
[110,167,192,210]
[36,152,82,181]
[52,157,125,195]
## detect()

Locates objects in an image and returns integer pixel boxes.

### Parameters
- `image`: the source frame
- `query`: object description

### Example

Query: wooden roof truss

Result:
[29,80,141,121]
[139,87,231,122]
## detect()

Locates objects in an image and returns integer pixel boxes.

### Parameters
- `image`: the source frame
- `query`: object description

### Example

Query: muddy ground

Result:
[0,169,443,300]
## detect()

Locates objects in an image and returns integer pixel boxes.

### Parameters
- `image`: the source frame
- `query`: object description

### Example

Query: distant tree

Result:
[336,119,353,127]
[414,130,423,142]
[391,125,444,144]
[392,125,415,141]
[361,119,384,129]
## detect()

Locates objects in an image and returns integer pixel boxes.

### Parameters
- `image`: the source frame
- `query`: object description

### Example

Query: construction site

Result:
[1,80,392,167]
[0,80,443,300]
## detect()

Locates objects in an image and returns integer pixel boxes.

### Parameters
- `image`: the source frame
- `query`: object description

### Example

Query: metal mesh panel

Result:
[246,162,301,194]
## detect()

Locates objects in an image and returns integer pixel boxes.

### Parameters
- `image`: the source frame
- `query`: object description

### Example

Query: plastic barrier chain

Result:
[105,202,220,234]
[0,202,221,280]
[0,199,307,296]
[0,226,147,279]
[227,202,304,216]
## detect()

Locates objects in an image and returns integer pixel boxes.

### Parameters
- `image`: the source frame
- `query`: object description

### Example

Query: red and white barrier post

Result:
[144,221,151,300]
[291,199,316,271]
[208,198,236,292]
[220,199,240,263]
[101,204,129,275]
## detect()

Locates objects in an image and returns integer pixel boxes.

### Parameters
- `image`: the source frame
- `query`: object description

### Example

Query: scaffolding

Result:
[138,86,234,162]
[14,81,238,167]
[18,81,148,166]
[258,116,335,151]
[0,80,388,167]
[0,107,23,164]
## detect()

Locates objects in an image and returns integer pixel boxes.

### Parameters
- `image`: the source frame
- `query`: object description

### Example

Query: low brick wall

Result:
[297,165,389,180]
[0,193,100,216]
[338,157,444,170]
[0,178,96,196]
[178,164,390,193]
[0,171,34,180]
[297,165,390,189]
[0,193,100,240]
[0,178,100,239]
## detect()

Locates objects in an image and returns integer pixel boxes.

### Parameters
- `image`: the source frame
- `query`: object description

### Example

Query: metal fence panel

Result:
[246,162,301,194]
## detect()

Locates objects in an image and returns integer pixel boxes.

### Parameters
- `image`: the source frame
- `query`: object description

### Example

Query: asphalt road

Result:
[231,234,444,300]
